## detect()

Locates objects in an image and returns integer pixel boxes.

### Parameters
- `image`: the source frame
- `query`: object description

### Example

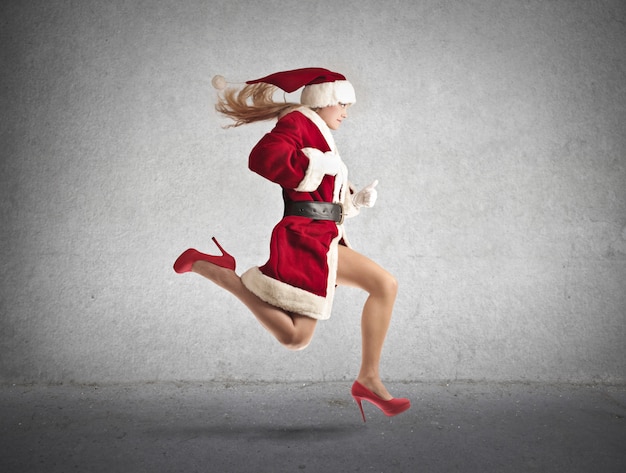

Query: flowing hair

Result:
[215,82,301,128]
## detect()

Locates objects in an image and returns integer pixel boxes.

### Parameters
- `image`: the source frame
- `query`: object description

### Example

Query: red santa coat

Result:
[240,107,360,320]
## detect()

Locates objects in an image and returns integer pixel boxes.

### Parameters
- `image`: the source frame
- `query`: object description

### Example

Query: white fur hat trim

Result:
[301,80,356,107]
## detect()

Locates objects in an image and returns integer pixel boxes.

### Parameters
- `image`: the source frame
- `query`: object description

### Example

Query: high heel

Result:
[351,380,410,422]
[173,237,236,273]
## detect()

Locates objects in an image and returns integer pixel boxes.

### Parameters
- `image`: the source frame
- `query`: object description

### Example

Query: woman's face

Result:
[316,103,350,130]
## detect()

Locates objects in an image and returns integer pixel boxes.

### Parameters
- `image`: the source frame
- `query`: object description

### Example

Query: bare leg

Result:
[191,260,317,350]
[336,245,398,400]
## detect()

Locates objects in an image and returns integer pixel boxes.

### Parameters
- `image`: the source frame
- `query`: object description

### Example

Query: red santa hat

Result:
[245,67,356,108]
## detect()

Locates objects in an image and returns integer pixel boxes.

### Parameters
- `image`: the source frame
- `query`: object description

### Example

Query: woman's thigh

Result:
[336,245,397,295]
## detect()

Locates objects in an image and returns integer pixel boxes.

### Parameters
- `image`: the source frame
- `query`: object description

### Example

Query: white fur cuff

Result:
[295,148,334,192]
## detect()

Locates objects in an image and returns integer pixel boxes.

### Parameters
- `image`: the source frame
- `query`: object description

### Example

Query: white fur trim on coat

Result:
[241,231,341,320]
[296,107,337,152]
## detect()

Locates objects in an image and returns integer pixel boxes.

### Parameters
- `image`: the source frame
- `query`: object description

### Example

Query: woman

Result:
[174,68,410,422]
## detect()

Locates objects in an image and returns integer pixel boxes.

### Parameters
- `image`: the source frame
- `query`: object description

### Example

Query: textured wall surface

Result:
[1,0,625,384]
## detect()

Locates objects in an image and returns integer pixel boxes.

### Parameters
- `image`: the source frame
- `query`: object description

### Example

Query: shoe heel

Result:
[353,397,366,423]
[212,237,229,256]
[211,236,236,270]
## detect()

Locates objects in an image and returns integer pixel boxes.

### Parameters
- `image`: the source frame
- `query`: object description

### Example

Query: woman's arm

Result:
[248,112,339,192]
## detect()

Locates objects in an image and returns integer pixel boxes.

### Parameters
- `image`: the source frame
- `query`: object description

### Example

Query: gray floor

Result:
[1,381,625,473]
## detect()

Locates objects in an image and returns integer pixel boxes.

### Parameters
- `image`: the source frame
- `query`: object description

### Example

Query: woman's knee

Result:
[373,271,398,299]
[280,332,312,351]
[277,317,316,351]
[285,340,311,351]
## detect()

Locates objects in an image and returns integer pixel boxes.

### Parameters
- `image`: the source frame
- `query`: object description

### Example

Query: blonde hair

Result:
[215,82,301,127]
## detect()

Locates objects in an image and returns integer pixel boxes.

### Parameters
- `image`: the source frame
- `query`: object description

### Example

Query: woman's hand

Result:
[353,180,378,208]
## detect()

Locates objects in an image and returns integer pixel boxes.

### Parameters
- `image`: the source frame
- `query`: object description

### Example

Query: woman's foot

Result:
[191,258,240,289]
[356,376,393,400]
[351,380,411,422]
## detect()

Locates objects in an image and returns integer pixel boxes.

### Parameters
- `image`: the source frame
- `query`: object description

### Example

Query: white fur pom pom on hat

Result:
[211,75,227,90]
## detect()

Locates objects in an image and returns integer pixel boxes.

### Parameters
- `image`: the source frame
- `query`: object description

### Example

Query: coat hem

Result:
[241,267,332,320]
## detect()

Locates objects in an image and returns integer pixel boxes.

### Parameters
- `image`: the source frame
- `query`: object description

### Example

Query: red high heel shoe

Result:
[173,237,236,273]
[351,380,411,422]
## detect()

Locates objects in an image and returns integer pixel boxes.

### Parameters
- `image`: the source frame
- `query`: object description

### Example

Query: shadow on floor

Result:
[1,381,624,472]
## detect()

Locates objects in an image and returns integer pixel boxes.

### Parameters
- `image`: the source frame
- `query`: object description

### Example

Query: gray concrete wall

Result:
[1,0,624,385]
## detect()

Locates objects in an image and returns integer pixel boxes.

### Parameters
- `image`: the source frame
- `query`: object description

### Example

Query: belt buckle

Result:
[337,203,344,225]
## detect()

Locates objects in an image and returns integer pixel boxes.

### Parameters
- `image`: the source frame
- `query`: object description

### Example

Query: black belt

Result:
[284,201,344,224]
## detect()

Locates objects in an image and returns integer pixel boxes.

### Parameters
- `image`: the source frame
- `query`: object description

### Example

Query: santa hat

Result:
[245,67,356,108]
